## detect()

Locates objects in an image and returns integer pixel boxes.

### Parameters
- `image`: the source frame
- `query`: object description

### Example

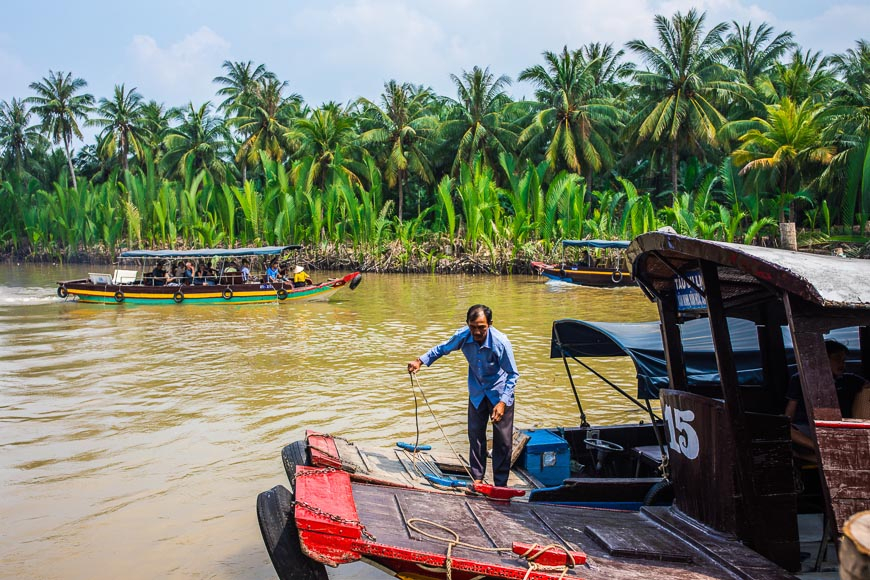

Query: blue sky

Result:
[1,0,867,127]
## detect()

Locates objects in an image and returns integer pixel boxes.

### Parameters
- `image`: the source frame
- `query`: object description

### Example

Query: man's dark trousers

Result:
[467,397,514,486]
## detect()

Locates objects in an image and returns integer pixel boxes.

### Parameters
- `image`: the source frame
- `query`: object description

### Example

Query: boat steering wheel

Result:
[583,438,624,453]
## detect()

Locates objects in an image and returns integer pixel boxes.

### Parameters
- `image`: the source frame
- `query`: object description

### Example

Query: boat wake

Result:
[0,285,61,305]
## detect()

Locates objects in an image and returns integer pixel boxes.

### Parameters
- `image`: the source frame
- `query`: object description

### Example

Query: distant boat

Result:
[56,245,362,305]
[531,239,634,287]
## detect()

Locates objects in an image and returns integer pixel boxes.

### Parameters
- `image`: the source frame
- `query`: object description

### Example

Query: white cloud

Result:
[0,38,33,103]
[780,4,870,55]
[128,26,231,107]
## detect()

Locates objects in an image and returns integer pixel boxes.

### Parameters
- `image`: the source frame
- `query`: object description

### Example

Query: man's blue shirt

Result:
[419,326,519,408]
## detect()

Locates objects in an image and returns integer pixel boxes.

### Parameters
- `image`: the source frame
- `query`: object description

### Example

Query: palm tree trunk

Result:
[671,145,679,196]
[63,135,78,190]
[121,132,129,171]
[398,173,405,222]
[586,169,594,193]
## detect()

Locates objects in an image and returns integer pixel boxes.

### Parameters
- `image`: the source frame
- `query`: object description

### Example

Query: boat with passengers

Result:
[56,245,362,305]
[531,239,634,287]
[257,231,870,580]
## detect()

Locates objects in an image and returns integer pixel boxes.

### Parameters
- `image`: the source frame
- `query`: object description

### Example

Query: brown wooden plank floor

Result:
[351,483,797,580]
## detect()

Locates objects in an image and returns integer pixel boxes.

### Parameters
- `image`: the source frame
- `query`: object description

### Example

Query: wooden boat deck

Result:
[350,482,795,580]
[310,432,535,492]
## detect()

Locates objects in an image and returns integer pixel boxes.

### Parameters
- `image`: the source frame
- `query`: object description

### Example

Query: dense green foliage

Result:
[1,10,868,265]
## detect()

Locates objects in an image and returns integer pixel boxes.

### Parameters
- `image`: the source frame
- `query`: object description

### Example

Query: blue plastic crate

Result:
[520,429,570,486]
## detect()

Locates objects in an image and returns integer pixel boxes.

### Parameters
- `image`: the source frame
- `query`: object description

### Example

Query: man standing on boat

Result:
[407,304,519,487]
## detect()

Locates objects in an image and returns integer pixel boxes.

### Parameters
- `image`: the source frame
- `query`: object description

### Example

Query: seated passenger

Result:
[193,264,204,285]
[785,340,870,457]
[149,263,166,286]
[265,260,281,283]
[240,259,251,282]
[293,265,312,286]
[182,261,195,285]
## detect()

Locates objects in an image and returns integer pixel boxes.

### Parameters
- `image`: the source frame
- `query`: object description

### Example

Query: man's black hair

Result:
[825,340,849,356]
[466,304,492,325]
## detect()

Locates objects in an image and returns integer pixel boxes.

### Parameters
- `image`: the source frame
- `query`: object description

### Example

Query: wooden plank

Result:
[815,425,870,531]
[584,522,693,562]
[510,429,530,467]
[306,432,344,469]
[294,467,361,538]
[643,506,796,580]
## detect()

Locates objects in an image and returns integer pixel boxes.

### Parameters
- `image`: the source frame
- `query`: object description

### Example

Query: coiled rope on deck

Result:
[406,518,577,580]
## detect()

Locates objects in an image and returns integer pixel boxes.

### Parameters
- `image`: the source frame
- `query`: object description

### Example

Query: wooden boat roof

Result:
[119,245,302,259]
[563,239,630,249]
[628,232,870,310]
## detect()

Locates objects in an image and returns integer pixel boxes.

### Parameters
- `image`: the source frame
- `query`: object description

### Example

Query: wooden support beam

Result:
[657,290,688,392]
[700,261,757,544]
[860,326,870,379]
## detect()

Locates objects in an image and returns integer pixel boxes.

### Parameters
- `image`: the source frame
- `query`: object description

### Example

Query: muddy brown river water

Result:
[0,264,657,579]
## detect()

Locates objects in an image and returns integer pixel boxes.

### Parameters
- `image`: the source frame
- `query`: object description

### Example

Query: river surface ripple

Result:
[0,264,657,579]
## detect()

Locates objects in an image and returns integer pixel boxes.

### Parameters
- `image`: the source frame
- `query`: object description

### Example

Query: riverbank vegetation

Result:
[2,9,869,271]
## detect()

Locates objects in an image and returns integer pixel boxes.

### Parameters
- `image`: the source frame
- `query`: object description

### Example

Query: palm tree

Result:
[726,21,795,88]
[88,84,146,171]
[358,81,437,221]
[725,97,834,223]
[213,60,275,114]
[761,49,838,104]
[26,70,94,189]
[581,42,634,95]
[822,41,870,225]
[518,46,622,189]
[232,78,302,172]
[626,9,747,195]
[0,98,46,174]
[161,102,231,180]
[440,66,517,174]
[291,103,361,189]
[140,100,181,161]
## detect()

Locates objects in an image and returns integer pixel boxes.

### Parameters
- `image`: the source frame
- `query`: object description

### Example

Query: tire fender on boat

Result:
[349,273,362,290]
[611,270,624,283]
[276,288,288,300]
[281,441,311,490]
[256,485,328,580]
[173,291,184,303]
[222,288,233,300]
[114,291,125,303]
[57,286,68,298]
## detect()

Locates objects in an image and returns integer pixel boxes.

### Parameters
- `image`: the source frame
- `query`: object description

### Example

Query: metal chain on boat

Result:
[406,518,576,580]
[305,433,360,473]
[307,431,353,445]
[290,467,377,541]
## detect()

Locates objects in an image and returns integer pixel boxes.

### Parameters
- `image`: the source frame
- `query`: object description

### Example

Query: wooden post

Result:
[700,262,755,534]
[758,312,789,408]
[657,290,688,392]
[780,222,797,251]
[860,326,869,379]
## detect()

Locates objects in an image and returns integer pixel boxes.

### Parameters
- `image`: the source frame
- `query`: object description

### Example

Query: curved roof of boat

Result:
[628,232,870,309]
[550,317,859,398]
[563,239,630,249]
[119,245,302,258]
